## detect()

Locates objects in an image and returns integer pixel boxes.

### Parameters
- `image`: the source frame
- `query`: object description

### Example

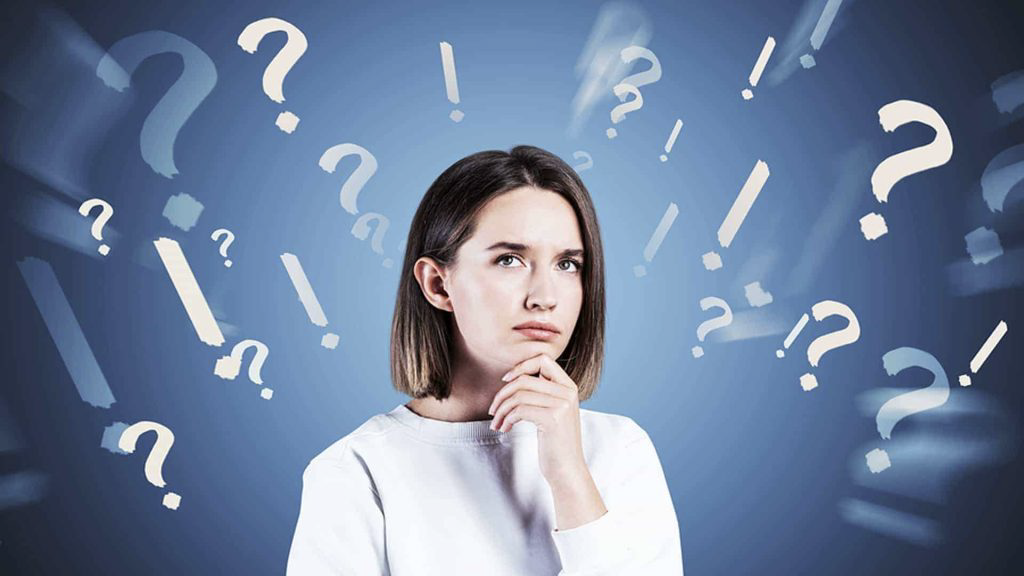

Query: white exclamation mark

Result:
[439,41,463,122]
[958,321,1008,386]
[660,119,683,162]
[742,36,776,100]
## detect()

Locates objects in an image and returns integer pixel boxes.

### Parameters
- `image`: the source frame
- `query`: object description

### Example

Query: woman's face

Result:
[443,186,585,372]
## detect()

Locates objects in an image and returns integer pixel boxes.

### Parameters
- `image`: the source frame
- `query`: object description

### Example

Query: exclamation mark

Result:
[742,36,776,100]
[439,41,463,122]
[280,253,340,349]
[660,119,683,162]
[776,313,810,358]
[634,202,679,277]
[801,0,845,69]
[959,321,1008,386]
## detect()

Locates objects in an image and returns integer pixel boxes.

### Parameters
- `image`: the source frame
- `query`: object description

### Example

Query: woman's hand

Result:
[487,352,588,487]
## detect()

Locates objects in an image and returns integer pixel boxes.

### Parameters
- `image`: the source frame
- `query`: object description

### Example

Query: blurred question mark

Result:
[691,297,733,358]
[318,143,378,215]
[606,45,661,139]
[237,17,307,134]
[213,339,273,399]
[859,99,953,240]
[211,228,235,267]
[78,198,113,256]
[352,213,394,268]
[96,30,217,179]
[842,385,1017,547]
[573,150,594,172]
[118,420,181,510]
[963,70,1024,265]
[864,347,950,473]
[777,300,861,391]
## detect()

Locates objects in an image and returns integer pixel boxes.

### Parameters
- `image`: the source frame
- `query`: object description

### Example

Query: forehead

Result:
[469,187,583,249]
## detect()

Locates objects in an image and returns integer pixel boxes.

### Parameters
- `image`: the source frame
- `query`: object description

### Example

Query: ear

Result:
[413,257,454,312]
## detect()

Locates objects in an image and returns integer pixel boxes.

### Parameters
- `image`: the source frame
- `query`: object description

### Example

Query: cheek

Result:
[450,277,515,342]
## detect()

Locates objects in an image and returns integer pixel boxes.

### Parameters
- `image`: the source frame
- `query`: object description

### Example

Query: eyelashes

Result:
[495,253,583,273]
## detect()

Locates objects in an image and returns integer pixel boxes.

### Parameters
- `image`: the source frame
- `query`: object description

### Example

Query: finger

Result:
[501,353,572,390]
[489,374,570,416]
[495,403,552,433]
[491,390,563,431]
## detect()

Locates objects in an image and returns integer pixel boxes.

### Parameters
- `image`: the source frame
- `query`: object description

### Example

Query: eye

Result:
[559,259,583,273]
[496,253,524,267]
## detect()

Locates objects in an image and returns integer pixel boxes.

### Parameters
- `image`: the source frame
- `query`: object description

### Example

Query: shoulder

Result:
[303,410,398,476]
[578,406,648,445]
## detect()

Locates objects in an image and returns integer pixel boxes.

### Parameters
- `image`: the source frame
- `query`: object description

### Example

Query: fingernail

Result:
[487,406,494,415]
[501,372,512,381]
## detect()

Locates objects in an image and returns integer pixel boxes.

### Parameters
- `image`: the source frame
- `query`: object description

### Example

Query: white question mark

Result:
[618,45,662,94]
[210,228,235,267]
[352,212,394,268]
[779,300,861,391]
[118,420,181,510]
[859,99,953,240]
[318,143,378,215]
[606,45,662,139]
[237,17,307,133]
[607,84,643,139]
[213,339,273,399]
[78,198,113,256]
[865,347,950,473]
[573,150,594,172]
[691,297,734,358]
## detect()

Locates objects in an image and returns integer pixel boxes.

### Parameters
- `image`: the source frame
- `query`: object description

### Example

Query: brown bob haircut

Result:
[390,145,606,403]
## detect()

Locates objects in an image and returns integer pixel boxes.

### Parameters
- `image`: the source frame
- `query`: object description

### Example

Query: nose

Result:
[525,266,557,311]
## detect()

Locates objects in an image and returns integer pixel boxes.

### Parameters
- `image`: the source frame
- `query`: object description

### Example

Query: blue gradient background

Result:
[2,0,1024,573]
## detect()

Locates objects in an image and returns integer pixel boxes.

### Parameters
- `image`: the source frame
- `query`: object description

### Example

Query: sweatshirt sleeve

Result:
[286,448,390,576]
[550,424,684,576]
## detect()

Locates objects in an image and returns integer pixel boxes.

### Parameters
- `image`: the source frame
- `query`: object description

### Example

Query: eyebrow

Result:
[485,241,585,259]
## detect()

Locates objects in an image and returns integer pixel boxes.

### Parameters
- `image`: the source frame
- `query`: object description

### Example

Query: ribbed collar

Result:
[386,403,533,444]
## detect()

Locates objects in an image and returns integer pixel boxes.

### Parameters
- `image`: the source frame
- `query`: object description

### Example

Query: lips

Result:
[514,327,558,341]
[513,321,560,342]
[513,321,560,333]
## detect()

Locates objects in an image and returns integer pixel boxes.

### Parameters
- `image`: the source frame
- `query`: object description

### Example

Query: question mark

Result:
[607,84,643,139]
[211,228,235,267]
[963,70,1024,265]
[213,339,273,399]
[118,420,181,510]
[864,347,950,473]
[96,30,217,179]
[691,297,734,358]
[778,300,861,391]
[859,99,953,240]
[352,213,394,268]
[318,143,378,215]
[618,45,662,94]
[237,17,307,133]
[573,150,594,172]
[605,45,662,140]
[78,198,114,256]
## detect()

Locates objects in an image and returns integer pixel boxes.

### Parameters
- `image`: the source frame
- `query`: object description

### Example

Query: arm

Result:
[286,449,390,575]
[549,425,684,576]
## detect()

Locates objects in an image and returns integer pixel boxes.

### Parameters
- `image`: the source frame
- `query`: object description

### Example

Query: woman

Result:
[286,145,684,575]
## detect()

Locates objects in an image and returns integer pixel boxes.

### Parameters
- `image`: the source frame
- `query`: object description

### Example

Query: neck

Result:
[406,339,510,423]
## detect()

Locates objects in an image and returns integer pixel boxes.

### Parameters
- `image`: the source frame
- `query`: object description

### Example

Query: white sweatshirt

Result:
[286,403,684,575]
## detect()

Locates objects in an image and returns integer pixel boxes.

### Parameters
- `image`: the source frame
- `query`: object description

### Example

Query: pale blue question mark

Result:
[96,30,217,179]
